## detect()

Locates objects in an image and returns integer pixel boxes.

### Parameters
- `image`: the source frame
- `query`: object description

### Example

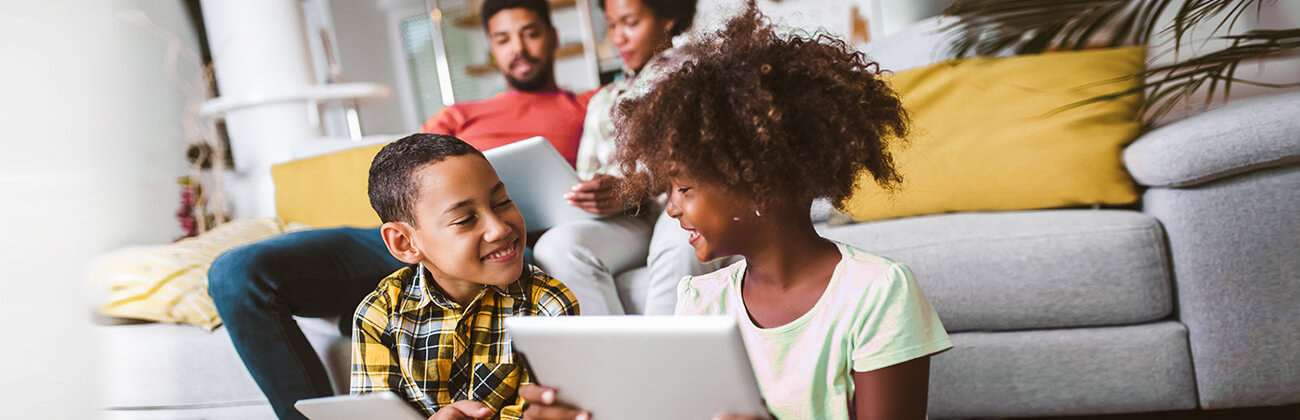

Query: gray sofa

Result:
[813,91,1299,418]
[98,92,1296,419]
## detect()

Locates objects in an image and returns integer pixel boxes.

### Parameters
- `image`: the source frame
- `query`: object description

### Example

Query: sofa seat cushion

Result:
[817,210,1171,332]
[98,317,349,410]
[929,321,1197,418]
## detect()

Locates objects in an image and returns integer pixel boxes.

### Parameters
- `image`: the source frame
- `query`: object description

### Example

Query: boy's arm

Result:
[498,367,530,420]
[510,269,583,419]
[350,293,403,395]
[529,268,581,317]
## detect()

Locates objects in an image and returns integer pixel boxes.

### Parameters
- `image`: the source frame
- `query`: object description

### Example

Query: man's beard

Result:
[505,63,554,92]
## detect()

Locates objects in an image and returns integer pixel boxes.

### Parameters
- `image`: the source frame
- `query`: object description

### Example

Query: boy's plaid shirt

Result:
[351,264,579,419]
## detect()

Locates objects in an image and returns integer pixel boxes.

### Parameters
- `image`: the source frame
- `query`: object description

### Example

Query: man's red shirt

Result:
[421,89,599,167]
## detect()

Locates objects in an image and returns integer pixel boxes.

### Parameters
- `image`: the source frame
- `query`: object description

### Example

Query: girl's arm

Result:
[852,356,932,420]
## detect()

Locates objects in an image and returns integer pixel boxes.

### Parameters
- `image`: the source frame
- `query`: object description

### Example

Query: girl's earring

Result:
[754,210,762,217]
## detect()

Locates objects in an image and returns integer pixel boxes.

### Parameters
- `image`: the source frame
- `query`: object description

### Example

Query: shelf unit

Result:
[451,0,577,28]
[464,42,586,76]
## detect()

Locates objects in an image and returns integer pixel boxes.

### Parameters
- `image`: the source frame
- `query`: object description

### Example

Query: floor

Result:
[1010,403,1299,419]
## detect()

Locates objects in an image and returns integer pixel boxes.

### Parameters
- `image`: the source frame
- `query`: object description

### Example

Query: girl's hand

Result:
[428,400,493,419]
[564,174,623,215]
[519,384,590,420]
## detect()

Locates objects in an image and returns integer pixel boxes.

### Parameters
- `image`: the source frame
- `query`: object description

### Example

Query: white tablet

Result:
[504,316,770,420]
[295,392,425,420]
[483,136,599,232]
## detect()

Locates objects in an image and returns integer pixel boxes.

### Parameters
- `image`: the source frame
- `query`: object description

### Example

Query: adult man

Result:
[422,0,595,165]
[208,1,592,418]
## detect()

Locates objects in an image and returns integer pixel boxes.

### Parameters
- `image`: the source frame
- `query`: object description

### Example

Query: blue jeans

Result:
[209,227,404,420]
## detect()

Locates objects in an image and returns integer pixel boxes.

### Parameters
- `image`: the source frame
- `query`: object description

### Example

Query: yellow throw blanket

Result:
[93,218,306,331]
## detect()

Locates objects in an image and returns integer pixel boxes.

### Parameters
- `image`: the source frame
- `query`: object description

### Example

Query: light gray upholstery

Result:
[816,210,1172,332]
[1123,92,1300,188]
[1142,164,1300,408]
[99,322,268,410]
[929,322,1197,418]
[98,317,348,419]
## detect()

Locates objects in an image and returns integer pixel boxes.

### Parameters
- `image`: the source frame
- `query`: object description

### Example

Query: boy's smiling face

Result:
[397,155,527,300]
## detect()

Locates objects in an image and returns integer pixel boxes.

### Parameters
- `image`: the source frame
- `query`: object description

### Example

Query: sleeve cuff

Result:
[851,337,954,373]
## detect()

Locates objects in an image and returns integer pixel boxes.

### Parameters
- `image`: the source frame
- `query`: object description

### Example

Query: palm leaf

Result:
[1049,28,1300,127]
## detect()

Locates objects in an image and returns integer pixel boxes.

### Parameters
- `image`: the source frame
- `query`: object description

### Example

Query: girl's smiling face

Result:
[664,175,756,262]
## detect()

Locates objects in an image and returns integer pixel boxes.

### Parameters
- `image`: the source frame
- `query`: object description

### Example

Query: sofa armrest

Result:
[1123,91,1300,188]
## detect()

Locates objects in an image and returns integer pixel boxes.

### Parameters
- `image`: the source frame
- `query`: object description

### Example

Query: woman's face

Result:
[604,0,676,72]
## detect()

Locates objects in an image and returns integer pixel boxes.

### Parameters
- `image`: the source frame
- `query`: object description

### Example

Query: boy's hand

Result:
[564,174,623,216]
[519,384,590,420]
[429,400,494,420]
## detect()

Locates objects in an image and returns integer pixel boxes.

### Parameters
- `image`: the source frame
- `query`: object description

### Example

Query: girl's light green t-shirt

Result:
[676,242,953,419]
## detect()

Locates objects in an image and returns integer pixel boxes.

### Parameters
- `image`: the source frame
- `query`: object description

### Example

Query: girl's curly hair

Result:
[613,1,908,212]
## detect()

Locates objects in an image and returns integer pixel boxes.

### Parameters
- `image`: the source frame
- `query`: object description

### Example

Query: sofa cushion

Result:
[98,317,348,409]
[272,143,387,228]
[929,321,1197,418]
[840,47,1144,222]
[817,210,1171,332]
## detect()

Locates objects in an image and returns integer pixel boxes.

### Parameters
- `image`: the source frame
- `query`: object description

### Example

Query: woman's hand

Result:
[564,174,624,216]
[428,400,493,419]
[519,384,590,420]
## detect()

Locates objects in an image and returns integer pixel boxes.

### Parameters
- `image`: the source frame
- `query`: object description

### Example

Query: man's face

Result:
[406,155,527,290]
[487,8,557,91]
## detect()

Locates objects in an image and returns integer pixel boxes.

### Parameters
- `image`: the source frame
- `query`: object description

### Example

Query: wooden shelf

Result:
[453,0,577,28]
[465,42,585,76]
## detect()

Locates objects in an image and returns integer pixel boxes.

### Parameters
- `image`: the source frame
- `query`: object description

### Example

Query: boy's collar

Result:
[401,264,528,313]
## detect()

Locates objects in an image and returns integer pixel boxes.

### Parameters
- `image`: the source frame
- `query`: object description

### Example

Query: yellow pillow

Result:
[94,218,304,330]
[272,143,388,228]
[842,47,1145,222]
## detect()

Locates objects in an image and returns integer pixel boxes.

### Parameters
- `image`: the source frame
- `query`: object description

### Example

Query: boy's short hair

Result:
[368,133,485,226]
[481,0,553,29]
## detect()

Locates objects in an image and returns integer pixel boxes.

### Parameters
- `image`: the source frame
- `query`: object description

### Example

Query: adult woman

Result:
[533,0,719,316]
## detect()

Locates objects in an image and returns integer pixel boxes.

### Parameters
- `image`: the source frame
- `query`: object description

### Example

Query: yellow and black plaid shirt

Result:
[351,264,579,419]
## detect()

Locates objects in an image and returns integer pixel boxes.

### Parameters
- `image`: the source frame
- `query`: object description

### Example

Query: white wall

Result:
[696,0,855,38]
[0,0,196,415]
[870,0,954,38]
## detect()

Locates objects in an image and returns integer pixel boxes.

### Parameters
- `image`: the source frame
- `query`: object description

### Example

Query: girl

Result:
[523,2,951,419]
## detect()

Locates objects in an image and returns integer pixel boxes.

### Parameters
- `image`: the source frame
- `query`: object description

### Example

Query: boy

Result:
[352,133,580,420]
